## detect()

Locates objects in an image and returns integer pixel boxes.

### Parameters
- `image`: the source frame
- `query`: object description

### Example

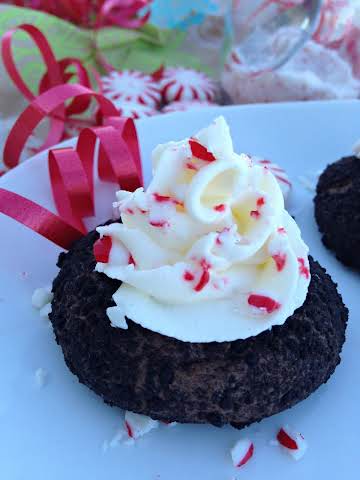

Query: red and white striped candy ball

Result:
[102,70,161,108]
[162,100,214,114]
[160,67,217,103]
[253,157,292,201]
[112,100,158,120]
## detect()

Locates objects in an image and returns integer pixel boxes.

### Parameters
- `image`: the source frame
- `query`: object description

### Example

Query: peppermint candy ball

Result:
[160,67,217,103]
[253,157,292,201]
[102,70,161,108]
[112,100,158,119]
[162,100,214,114]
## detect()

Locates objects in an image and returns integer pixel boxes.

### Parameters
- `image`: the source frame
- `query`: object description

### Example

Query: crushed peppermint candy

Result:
[298,257,310,279]
[277,425,308,461]
[272,253,287,272]
[160,67,217,103]
[102,70,161,107]
[248,294,281,313]
[93,236,112,263]
[189,138,216,162]
[124,411,159,440]
[230,438,254,468]
[32,286,53,310]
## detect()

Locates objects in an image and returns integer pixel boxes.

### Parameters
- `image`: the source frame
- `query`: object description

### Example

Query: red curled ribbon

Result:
[0,188,84,249]
[0,23,144,250]
[0,118,142,249]
[3,83,119,169]
[1,24,97,159]
[0,88,142,249]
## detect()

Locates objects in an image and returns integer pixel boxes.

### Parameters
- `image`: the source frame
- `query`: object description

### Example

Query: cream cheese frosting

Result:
[95,117,310,342]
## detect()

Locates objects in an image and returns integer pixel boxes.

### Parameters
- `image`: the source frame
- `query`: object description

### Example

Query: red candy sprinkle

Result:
[248,294,281,313]
[250,196,266,219]
[153,192,172,203]
[237,443,254,468]
[189,138,216,162]
[125,208,134,215]
[185,162,198,171]
[277,227,286,234]
[277,428,298,450]
[125,421,134,439]
[250,210,260,219]
[257,196,265,207]
[298,257,310,279]
[272,253,287,272]
[128,254,136,266]
[153,193,183,208]
[183,271,195,281]
[150,220,169,228]
[93,236,112,263]
[194,259,211,292]
[214,203,226,212]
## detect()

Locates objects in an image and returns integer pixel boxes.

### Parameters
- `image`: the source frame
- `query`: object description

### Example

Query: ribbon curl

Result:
[1,24,99,160]
[0,87,143,249]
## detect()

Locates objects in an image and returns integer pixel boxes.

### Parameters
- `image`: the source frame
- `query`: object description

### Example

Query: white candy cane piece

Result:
[277,425,308,461]
[102,70,161,108]
[160,67,217,103]
[253,157,291,201]
[230,438,254,468]
[112,100,158,120]
[32,286,53,310]
[162,100,214,114]
[124,411,159,440]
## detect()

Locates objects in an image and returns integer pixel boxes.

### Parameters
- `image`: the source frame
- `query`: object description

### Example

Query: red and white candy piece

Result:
[124,411,159,440]
[162,100,215,114]
[230,438,254,468]
[31,286,53,310]
[112,100,158,120]
[276,425,308,460]
[102,70,161,108]
[248,294,281,313]
[93,236,112,263]
[253,157,292,201]
[160,67,217,103]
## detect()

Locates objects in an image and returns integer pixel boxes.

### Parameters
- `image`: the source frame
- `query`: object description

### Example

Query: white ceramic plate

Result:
[0,102,359,480]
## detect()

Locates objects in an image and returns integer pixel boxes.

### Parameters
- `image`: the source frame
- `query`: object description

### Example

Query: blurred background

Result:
[0,0,359,172]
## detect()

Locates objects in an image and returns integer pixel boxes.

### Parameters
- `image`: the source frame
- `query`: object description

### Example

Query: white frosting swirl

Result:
[96,117,310,342]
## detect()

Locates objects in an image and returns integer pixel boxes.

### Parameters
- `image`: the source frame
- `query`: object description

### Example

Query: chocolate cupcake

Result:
[315,152,360,270]
[50,117,348,428]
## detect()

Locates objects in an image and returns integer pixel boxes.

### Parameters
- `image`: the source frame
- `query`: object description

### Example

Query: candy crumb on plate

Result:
[31,286,53,310]
[124,411,159,440]
[230,438,254,468]
[277,425,308,461]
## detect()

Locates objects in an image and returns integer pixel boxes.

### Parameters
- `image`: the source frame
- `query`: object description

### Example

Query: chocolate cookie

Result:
[315,155,360,270]
[49,224,348,429]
